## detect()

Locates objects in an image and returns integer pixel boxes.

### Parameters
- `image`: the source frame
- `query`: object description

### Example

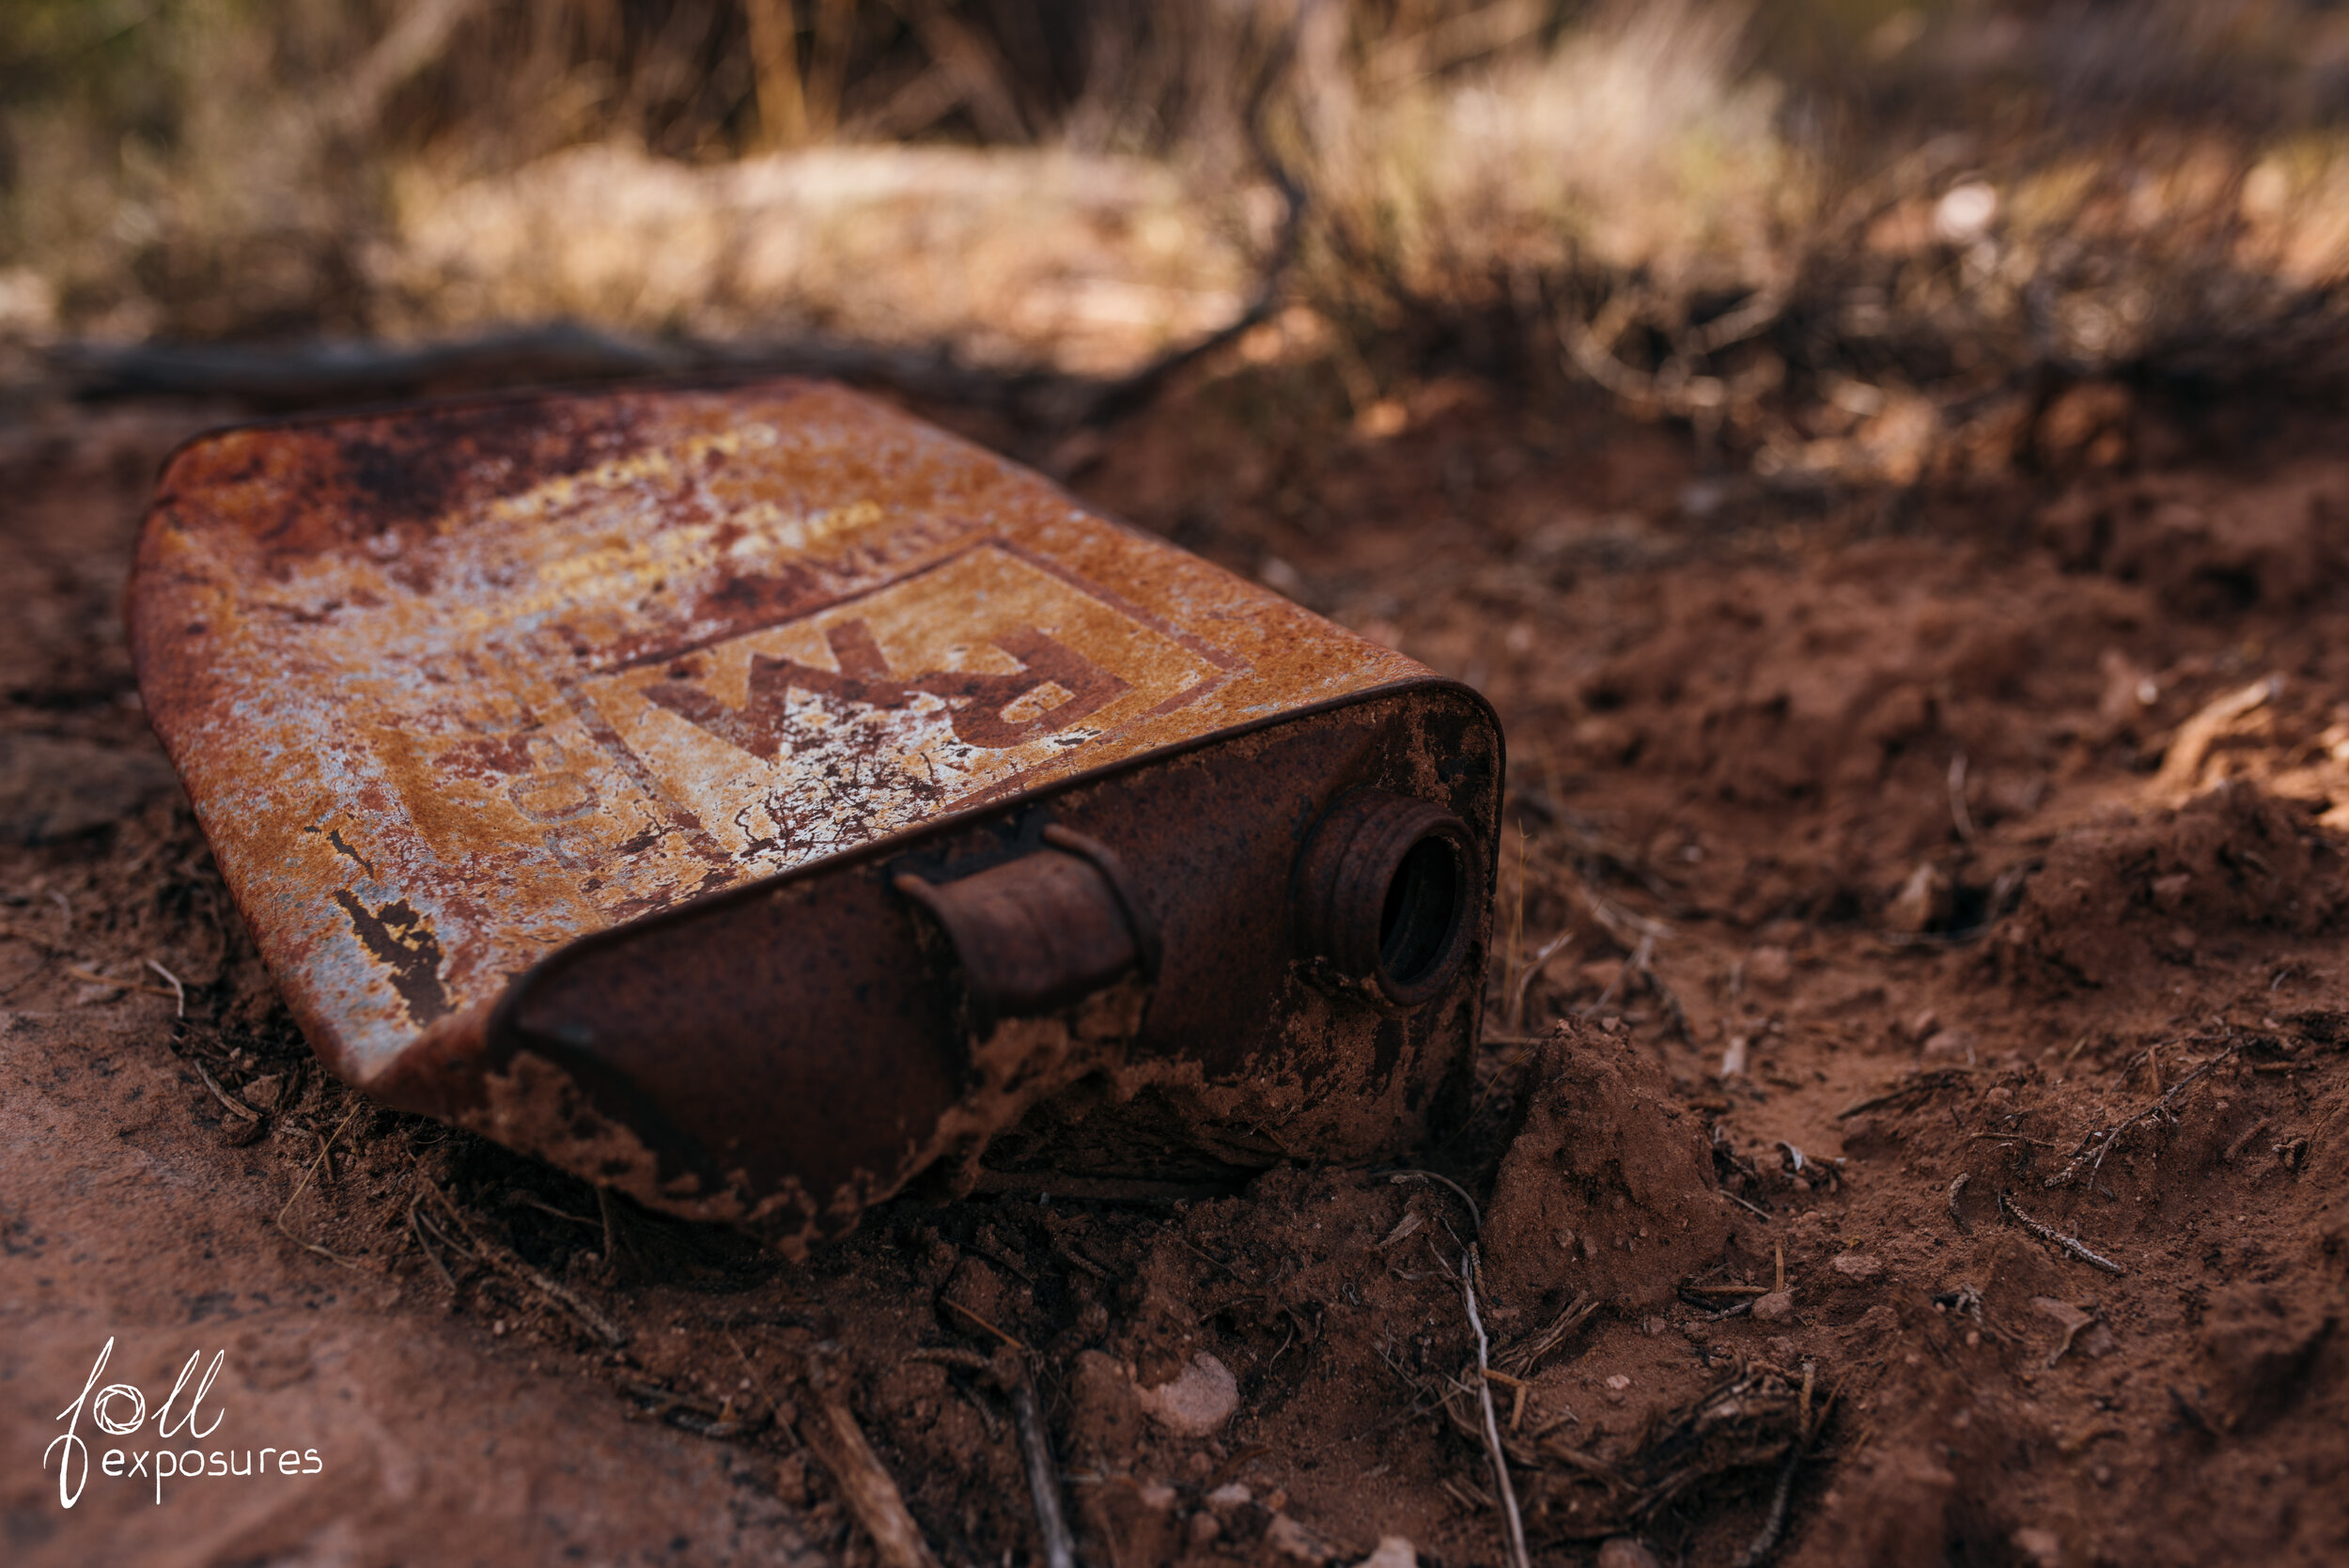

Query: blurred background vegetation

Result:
[4,0,2348,479]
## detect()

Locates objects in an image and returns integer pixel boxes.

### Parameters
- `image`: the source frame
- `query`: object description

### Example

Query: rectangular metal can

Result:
[130,381,1501,1250]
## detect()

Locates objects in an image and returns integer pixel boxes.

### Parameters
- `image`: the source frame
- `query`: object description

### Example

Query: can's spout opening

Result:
[1296,788,1477,1007]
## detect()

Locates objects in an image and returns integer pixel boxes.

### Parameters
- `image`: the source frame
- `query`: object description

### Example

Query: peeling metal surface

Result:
[131,381,1501,1247]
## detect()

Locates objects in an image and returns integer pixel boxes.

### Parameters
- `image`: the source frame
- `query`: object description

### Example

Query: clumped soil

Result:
[4,374,2347,1567]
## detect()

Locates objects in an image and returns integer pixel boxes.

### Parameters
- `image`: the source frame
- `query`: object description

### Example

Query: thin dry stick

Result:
[1836,1070,1974,1120]
[274,1103,365,1265]
[1947,1172,1971,1234]
[1495,1291,1600,1378]
[145,958,185,1017]
[1948,753,1978,844]
[194,1061,262,1123]
[1734,1363,1824,1568]
[2223,1118,2273,1163]
[801,1360,945,1568]
[1388,1170,1482,1235]
[1010,1376,1079,1568]
[1999,1192,2125,1276]
[1507,926,1577,1033]
[1459,1244,1532,1568]
[423,1184,630,1346]
[942,1296,1028,1352]
[1503,829,1528,1012]
[408,1196,458,1292]
[0,919,72,955]
[65,964,177,999]
[596,1187,622,1269]
[2041,1041,2241,1190]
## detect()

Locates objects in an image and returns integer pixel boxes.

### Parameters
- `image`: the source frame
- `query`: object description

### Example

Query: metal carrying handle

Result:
[894,823,1159,1024]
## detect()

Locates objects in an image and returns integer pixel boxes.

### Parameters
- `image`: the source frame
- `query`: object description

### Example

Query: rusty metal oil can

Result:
[129,381,1501,1253]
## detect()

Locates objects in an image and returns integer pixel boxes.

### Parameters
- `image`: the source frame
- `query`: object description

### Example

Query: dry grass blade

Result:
[1836,1069,1975,1120]
[194,1061,263,1123]
[65,964,179,1000]
[273,1103,365,1267]
[144,958,186,1017]
[1495,1291,1600,1379]
[1457,1245,1532,1568]
[1507,925,1577,1033]
[1502,1362,1822,1543]
[408,1196,458,1293]
[422,1184,631,1346]
[1388,1169,1483,1234]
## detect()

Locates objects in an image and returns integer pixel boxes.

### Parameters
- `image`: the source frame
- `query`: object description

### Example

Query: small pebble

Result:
[2012,1526,2061,1566]
[1752,1289,1795,1321]
[1351,1538,1417,1568]
[1746,945,1794,991]
[1139,1483,1177,1511]
[1137,1353,1240,1437]
[1830,1252,1883,1281]
[1921,1029,1978,1065]
[1267,1514,1328,1561]
[1596,1537,1663,1568]
[1207,1483,1252,1508]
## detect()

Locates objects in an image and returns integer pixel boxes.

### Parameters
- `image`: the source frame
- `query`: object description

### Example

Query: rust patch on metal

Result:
[131,380,1502,1248]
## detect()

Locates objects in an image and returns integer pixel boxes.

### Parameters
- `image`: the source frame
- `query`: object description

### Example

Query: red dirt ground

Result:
[3,370,2345,1567]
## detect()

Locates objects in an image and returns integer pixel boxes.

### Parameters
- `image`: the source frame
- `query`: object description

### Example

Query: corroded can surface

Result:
[131,381,1501,1250]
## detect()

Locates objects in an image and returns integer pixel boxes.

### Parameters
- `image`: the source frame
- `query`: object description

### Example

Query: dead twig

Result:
[2223,1117,2272,1164]
[64,963,179,1000]
[145,959,186,1017]
[0,918,74,955]
[1947,1172,1971,1234]
[1458,1244,1532,1568]
[408,1196,458,1293]
[423,1184,630,1346]
[2041,1041,2242,1191]
[1733,1362,1825,1568]
[1507,925,1577,1033]
[1388,1170,1482,1234]
[508,1193,601,1228]
[273,1103,365,1266]
[1948,753,1979,845]
[194,1061,263,1123]
[1836,1069,1974,1119]
[1999,1191,2125,1276]
[1011,1376,1080,1568]
[1495,1291,1600,1379]
[801,1356,946,1568]
[941,1296,1029,1352]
